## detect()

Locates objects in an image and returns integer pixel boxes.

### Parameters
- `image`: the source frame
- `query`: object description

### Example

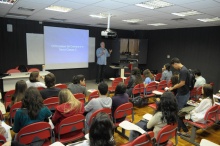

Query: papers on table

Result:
[85,133,89,140]
[187,100,199,107]
[2,121,12,141]
[119,121,146,134]
[154,81,159,84]
[164,87,169,91]
[87,89,97,93]
[152,90,163,95]
[213,94,220,99]
[49,142,65,146]
[0,102,6,114]
[109,77,127,81]
[143,113,153,121]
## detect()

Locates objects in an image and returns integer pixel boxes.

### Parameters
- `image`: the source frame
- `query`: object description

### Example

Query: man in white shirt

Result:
[194,69,206,88]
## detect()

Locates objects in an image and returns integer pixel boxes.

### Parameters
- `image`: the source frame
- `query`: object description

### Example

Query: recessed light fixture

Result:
[147,23,167,26]
[0,0,17,5]
[18,7,35,12]
[122,19,144,23]
[49,18,66,22]
[172,10,202,17]
[45,5,72,12]
[197,17,220,22]
[90,13,113,19]
[135,0,173,9]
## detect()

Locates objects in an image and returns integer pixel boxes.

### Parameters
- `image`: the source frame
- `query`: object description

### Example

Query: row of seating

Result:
[6,68,40,74]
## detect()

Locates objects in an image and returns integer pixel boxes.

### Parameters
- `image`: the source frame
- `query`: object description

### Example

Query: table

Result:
[0,71,50,92]
[213,94,220,105]
[110,65,128,78]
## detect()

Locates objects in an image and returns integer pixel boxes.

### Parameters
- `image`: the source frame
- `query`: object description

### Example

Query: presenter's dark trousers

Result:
[96,64,106,83]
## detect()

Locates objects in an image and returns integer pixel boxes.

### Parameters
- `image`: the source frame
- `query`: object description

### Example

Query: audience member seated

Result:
[161,63,172,82]
[52,89,84,133]
[40,73,61,100]
[6,80,27,112]
[80,112,115,146]
[13,87,52,133]
[143,69,154,87]
[170,74,179,95]
[129,92,178,141]
[194,69,206,88]
[68,75,87,96]
[84,82,112,132]
[111,83,129,123]
[26,71,46,88]
[126,67,143,97]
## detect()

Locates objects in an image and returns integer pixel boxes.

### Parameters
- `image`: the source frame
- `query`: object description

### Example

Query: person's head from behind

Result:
[170,58,181,70]
[77,74,85,86]
[14,80,27,102]
[89,112,115,146]
[72,76,79,84]
[98,82,108,96]
[194,69,201,77]
[45,73,56,88]
[114,82,126,95]
[22,87,43,119]
[131,67,141,76]
[157,92,178,124]
[164,63,171,71]
[171,75,179,86]
[131,67,143,84]
[29,71,40,82]
[143,69,153,79]
[202,84,213,103]
[58,89,81,112]
[100,42,105,48]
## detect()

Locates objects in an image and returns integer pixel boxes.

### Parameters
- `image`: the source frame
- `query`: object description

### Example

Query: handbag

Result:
[178,106,195,117]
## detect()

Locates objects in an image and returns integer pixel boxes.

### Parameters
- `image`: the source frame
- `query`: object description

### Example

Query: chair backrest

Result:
[37,87,45,91]
[190,87,197,98]
[6,69,20,74]
[16,65,28,72]
[132,83,145,95]
[146,82,157,93]
[89,108,111,126]
[114,102,134,123]
[157,80,167,90]
[155,73,162,81]
[28,68,40,72]
[204,105,219,122]
[74,93,85,104]
[16,122,52,145]
[112,77,123,87]
[130,132,154,146]
[156,123,177,144]
[10,101,22,125]
[196,86,202,95]
[58,114,85,140]
[0,134,6,144]
[88,90,99,101]
[43,97,59,111]
[124,77,130,86]
[55,84,67,89]
[4,89,15,107]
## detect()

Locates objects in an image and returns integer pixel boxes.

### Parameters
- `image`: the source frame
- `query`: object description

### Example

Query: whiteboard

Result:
[26,33,96,65]
[26,33,44,65]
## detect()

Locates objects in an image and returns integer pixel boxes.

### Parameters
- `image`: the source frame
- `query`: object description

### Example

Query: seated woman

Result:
[26,71,46,88]
[52,89,84,133]
[111,83,129,123]
[161,63,172,82]
[143,69,154,87]
[68,75,87,96]
[80,112,115,146]
[6,80,27,112]
[170,74,179,96]
[129,92,178,141]
[126,67,143,97]
[13,87,52,133]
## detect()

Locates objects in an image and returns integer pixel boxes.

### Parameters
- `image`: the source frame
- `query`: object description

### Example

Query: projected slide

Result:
[44,26,89,70]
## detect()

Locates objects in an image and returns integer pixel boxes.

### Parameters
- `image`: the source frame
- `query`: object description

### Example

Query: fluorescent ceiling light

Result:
[6,13,29,19]
[0,0,17,5]
[147,23,167,26]
[45,5,72,12]
[197,17,220,22]
[123,19,144,23]
[172,10,202,17]
[135,0,173,9]
[89,13,113,19]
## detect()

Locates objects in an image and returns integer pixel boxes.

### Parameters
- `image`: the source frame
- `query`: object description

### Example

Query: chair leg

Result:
[180,126,199,146]
[115,127,129,140]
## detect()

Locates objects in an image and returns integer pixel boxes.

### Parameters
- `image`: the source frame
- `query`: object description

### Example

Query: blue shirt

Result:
[96,47,110,65]
[144,77,152,84]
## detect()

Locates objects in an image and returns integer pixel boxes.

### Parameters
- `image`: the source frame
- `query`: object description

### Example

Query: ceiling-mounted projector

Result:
[101,14,117,39]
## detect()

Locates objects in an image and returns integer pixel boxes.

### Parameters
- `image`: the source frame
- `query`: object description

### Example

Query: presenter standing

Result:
[96,42,112,84]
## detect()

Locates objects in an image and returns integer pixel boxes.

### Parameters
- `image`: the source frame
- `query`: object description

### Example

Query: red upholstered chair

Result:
[4,89,15,109]
[88,90,99,102]
[181,105,219,146]
[167,80,172,87]
[121,131,154,146]
[73,93,86,104]
[28,68,40,72]
[155,123,178,146]
[156,80,167,92]
[124,77,130,86]
[108,77,123,93]
[114,102,134,139]
[6,69,20,74]
[55,114,85,144]
[211,105,220,123]
[16,122,52,146]
[37,87,45,91]
[55,84,67,89]
[146,82,157,98]
[155,73,162,81]
[132,83,145,98]
[0,134,6,145]
[190,86,202,101]
[43,97,59,111]
[88,108,111,126]
[10,101,22,126]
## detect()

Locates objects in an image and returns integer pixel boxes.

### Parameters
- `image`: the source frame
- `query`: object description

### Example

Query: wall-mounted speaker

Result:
[7,24,13,32]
